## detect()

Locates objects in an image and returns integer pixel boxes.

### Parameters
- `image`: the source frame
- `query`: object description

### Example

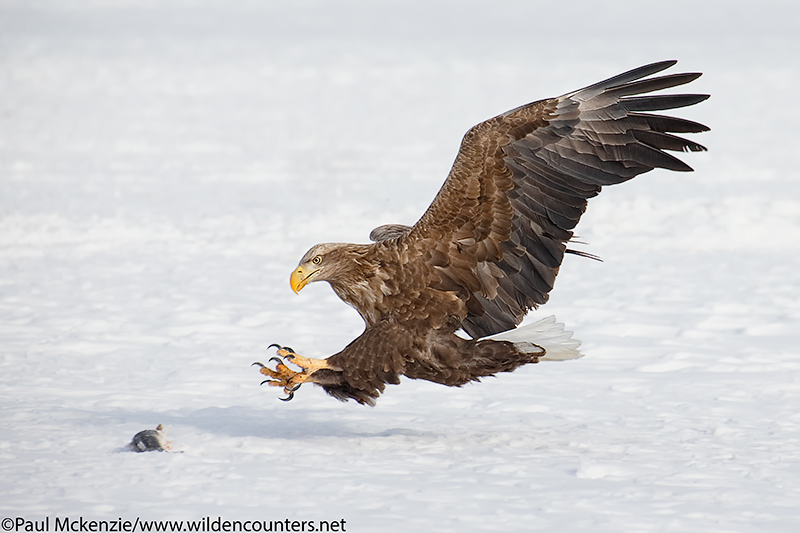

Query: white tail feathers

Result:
[488,316,583,362]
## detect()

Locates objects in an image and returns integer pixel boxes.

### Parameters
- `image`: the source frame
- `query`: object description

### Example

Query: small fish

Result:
[129,424,171,452]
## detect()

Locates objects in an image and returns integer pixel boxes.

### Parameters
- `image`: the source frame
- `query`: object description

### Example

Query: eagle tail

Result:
[488,316,583,362]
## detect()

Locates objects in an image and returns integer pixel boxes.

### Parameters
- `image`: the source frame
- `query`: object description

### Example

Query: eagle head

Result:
[290,242,369,294]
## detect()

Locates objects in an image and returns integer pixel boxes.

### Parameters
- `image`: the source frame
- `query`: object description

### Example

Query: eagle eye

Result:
[312,256,322,265]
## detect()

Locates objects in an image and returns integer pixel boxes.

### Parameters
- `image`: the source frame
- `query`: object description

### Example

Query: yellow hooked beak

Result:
[290,266,315,294]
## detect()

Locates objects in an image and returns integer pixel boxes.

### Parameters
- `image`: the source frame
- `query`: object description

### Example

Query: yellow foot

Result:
[252,344,336,401]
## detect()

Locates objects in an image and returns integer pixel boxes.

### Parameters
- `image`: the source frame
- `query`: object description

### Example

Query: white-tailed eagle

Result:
[254,61,709,405]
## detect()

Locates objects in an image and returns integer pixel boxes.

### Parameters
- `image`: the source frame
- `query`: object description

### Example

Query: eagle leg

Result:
[253,345,338,401]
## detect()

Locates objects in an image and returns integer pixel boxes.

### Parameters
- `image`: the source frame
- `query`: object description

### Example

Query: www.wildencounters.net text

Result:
[3,516,347,533]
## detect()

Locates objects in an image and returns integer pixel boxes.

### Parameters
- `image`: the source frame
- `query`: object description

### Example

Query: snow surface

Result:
[2,0,800,531]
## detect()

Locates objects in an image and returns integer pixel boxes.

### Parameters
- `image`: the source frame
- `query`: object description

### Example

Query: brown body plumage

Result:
[269,61,709,405]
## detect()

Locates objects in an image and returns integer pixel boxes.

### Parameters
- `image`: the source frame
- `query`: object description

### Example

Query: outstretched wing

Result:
[404,60,709,338]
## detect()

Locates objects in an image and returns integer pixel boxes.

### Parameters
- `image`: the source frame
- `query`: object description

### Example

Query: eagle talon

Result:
[279,391,295,402]
[267,344,297,358]
[256,346,333,401]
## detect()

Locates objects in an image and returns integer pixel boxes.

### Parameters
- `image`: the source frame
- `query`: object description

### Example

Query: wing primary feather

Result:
[625,143,696,171]
[628,112,710,133]
[621,94,711,112]
[605,72,703,97]
[631,129,708,153]
[569,60,677,98]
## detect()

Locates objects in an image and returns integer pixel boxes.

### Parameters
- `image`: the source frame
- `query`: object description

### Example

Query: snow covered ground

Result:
[2,0,799,531]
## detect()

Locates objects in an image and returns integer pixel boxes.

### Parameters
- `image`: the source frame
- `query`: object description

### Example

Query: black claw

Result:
[268,357,284,366]
[267,343,282,351]
[288,383,302,392]
[283,346,295,354]
[260,379,275,386]
[279,391,295,402]
[252,362,265,369]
